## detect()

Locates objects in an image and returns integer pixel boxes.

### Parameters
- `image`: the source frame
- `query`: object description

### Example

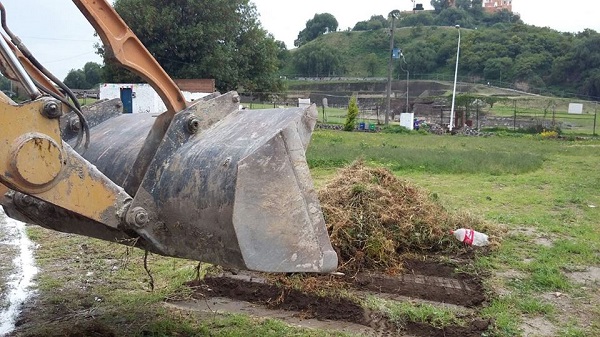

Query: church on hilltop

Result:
[416,0,512,13]
[482,0,513,13]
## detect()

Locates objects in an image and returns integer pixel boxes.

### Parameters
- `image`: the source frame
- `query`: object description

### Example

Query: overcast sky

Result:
[1,0,598,81]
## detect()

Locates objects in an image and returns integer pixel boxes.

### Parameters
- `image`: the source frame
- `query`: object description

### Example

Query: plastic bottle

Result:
[450,228,489,246]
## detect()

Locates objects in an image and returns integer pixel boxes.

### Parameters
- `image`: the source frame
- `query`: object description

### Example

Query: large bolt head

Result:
[186,116,201,134]
[127,207,149,228]
[42,102,62,118]
[10,134,63,189]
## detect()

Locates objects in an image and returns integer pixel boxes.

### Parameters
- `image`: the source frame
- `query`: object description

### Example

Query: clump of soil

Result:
[318,160,501,274]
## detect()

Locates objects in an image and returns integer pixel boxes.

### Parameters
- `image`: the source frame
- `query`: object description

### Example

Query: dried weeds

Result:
[318,160,503,274]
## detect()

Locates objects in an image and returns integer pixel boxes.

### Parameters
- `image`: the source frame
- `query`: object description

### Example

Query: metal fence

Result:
[240,89,600,136]
[426,99,599,136]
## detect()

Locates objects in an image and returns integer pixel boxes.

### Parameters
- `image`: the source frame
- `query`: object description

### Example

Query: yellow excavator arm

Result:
[0,0,337,273]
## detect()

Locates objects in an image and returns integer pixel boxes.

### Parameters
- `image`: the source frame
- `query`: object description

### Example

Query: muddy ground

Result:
[1,222,496,337]
[183,256,492,337]
[3,219,598,336]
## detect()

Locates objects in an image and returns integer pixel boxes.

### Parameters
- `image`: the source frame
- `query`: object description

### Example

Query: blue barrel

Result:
[359,122,365,130]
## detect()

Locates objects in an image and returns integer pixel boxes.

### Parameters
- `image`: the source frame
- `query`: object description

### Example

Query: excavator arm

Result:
[0,0,337,273]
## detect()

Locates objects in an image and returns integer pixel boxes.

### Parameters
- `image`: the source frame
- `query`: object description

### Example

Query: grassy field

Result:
[10,129,600,336]
[310,130,600,336]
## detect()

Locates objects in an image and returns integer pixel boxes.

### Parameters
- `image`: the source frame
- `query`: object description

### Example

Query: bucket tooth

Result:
[233,123,337,272]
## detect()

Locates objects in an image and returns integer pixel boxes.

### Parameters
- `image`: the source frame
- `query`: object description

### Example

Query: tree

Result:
[63,69,89,89]
[582,69,600,98]
[398,12,434,28]
[365,53,379,76]
[291,44,343,77]
[0,75,11,91]
[455,0,472,10]
[435,7,473,27]
[353,15,388,31]
[484,57,513,81]
[430,0,451,13]
[103,0,282,94]
[344,95,359,131]
[83,62,103,87]
[63,62,104,89]
[367,15,388,31]
[352,21,369,31]
[295,13,338,47]
[403,41,438,73]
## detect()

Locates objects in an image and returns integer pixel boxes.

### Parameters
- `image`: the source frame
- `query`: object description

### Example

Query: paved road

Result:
[0,210,37,336]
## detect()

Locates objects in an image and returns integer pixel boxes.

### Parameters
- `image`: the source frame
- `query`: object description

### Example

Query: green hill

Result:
[279,10,600,101]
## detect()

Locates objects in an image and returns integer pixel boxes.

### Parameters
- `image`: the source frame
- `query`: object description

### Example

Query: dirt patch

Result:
[510,227,556,247]
[540,290,600,330]
[177,163,496,336]
[185,258,490,336]
[354,259,486,307]
[567,266,600,285]
[55,320,116,337]
[520,316,557,337]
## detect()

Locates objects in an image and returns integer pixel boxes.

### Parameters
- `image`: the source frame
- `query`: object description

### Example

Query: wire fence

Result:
[281,73,600,102]
[241,91,600,136]
[418,99,599,136]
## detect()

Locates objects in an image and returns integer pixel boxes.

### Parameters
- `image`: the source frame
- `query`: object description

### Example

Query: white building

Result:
[99,83,211,114]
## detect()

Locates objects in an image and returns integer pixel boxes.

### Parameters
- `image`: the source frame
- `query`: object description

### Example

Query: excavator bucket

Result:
[0,0,338,273]
[3,94,338,273]
[65,94,337,272]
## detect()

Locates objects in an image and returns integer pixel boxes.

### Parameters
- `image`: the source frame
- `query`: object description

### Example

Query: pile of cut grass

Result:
[318,160,502,274]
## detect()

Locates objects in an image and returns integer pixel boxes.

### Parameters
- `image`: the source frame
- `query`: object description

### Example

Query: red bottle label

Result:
[464,229,474,245]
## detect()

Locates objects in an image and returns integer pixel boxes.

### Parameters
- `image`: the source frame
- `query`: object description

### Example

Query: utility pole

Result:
[449,25,461,131]
[386,10,400,125]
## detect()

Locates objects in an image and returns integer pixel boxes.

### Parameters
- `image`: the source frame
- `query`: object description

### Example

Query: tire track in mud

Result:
[182,259,491,337]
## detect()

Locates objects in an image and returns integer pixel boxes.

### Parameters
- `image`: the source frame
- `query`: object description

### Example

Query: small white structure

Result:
[568,103,584,114]
[99,83,211,114]
[400,112,415,130]
[298,98,311,108]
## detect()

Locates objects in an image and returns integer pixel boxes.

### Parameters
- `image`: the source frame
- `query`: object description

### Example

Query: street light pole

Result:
[449,25,461,131]
[385,10,400,125]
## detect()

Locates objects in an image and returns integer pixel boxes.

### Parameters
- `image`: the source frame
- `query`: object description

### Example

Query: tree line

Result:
[286,4,600,99]
[62,0,600,101]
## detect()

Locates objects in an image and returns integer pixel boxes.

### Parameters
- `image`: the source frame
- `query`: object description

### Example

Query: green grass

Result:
[308,130,546,174]
[308,130,600,336]
[363,296,465,328]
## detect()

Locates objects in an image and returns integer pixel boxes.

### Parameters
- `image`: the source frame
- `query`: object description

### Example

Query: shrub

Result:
[540,129,559,139]
[343,95,359,131]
